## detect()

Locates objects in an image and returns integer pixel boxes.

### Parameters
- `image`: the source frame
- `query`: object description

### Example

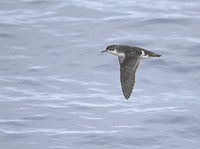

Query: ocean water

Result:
[0,0,200,148]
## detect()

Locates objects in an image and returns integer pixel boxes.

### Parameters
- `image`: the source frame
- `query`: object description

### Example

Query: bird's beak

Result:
[101,50,107,53]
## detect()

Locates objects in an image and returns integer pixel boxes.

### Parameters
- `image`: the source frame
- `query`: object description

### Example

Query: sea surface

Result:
[0,0,200,149]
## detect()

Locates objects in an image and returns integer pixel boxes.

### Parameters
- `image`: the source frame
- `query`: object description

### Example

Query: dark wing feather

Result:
[120,56,140,99]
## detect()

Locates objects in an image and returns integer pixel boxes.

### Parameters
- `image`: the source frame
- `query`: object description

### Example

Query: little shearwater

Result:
[101,45,161,100]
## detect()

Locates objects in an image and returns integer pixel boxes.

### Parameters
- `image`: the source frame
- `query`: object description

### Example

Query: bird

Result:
[101,45,161,100]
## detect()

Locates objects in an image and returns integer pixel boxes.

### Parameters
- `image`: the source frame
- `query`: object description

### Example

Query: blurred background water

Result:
[0,0,200,148]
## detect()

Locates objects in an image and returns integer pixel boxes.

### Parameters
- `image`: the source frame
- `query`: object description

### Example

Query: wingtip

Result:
[124,93,130,100]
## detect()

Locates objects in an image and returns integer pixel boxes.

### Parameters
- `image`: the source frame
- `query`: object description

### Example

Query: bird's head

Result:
[101,45,119,56]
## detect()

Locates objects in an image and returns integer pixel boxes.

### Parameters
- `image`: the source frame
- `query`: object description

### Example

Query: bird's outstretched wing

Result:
[119,56,140,99]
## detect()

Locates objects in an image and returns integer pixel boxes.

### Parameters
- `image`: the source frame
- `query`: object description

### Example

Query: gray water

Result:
[0,0,200,149]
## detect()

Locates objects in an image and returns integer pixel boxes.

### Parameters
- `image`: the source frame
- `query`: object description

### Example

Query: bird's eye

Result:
[106,46,114,51]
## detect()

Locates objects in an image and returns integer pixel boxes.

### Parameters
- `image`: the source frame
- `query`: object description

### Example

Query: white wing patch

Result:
[118,55,125,64]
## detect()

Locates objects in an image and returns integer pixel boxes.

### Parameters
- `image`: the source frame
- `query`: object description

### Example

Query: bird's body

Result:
[102,45,161,99]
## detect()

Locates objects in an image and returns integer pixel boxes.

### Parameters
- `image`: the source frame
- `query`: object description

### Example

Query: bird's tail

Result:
[149,51,161,57]
[143,49,161,57]
[153,53,162,57]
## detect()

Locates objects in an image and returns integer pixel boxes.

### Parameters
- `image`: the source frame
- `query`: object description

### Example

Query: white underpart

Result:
[108,49,125,57]
[140,50,150,59]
